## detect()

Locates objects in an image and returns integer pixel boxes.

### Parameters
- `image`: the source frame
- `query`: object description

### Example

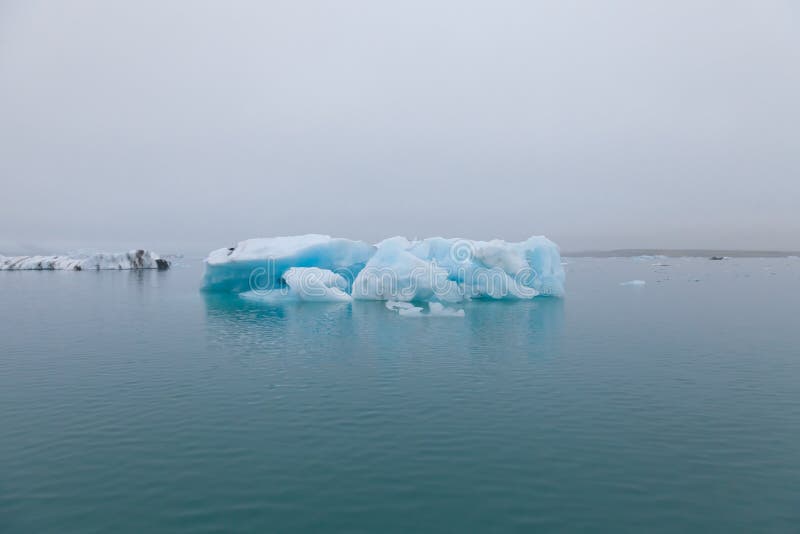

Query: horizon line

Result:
[562,249,800,258]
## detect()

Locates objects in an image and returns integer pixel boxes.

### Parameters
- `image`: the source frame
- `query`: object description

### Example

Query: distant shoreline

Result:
[562,249,800,258]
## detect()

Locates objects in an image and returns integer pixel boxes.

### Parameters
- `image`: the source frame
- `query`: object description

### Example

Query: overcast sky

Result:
[1,1,798,254]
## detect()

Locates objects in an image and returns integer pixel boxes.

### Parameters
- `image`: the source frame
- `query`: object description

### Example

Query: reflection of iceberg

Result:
[463,298,565,357]
[0,250,170,270]
[202,292,356,356]
[203,235,565,302]
[202,293,564,358]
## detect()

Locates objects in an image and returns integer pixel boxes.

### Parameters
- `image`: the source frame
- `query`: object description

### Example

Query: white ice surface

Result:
[387,301,465,318]
[281,267,352,302]
[0,250,168,270]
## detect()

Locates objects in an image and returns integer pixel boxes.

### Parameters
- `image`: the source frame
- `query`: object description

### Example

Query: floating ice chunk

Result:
[427,302,465,317]
[239,268,352,303]
[351,236,563,301]
[203,235,375,293]
[386,300,465,317]
[385,300,419,311]
[620,280,646,286]
[0,250,169,271]
[398,305,425,317]
[203,234,565,300]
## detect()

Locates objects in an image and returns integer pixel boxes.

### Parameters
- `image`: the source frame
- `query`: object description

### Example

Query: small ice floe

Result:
[619,280,646,286]
[398,306,425,317]
[427,302,466,317]
[385,300,418,311]
[385,300,465,318]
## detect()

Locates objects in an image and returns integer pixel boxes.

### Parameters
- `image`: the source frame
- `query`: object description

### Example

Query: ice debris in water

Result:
[385,300,465,318]
[427,302,465,317]
[0,250,169,271]
[620,280,646,286]
[203,234,564,303]
[385,301,419,311]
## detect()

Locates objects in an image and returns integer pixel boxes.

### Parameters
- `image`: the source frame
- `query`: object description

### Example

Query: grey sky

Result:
[1,0,798,254]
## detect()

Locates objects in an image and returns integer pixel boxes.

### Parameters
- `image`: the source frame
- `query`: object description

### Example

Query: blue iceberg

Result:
[352,236,565,301]
[203,234,565,301]
[203,235,374,293]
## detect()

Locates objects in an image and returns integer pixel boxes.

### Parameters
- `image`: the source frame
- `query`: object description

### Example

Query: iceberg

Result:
[204,235,375,293]
[352,236,564,301]
[203,234,565,302]
[0,250,170,271]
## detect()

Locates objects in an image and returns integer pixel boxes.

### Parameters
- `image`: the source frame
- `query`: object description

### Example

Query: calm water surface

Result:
[1,258,799,532]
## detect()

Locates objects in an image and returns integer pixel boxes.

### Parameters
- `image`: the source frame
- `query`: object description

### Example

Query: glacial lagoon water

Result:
[1,257,799,532]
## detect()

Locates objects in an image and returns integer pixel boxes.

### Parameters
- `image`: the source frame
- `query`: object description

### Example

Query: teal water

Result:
[1,258,799,532]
